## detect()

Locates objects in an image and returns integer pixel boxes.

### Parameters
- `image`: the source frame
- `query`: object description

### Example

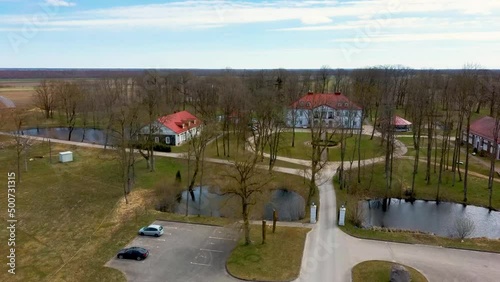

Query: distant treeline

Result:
[2,68,499,80]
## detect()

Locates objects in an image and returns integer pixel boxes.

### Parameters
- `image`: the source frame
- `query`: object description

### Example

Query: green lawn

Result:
[339,158,499,208]
[227,226,310,281]
[265,132,385,161]
[0,138,310,281]
[352,260,428,282]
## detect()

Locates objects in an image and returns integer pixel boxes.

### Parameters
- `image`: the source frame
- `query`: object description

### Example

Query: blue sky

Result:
[1,0,499,69]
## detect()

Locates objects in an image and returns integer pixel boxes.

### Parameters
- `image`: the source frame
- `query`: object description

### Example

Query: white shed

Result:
[59,151,73,163]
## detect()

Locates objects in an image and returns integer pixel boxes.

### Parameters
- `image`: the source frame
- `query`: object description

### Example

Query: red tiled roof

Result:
[469,116,500,144]
[290,92,362,110]
[394,115,412,126]
[157,111,201,134]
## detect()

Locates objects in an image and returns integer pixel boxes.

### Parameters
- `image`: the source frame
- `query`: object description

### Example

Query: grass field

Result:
[227,226,310,281]
[339,157,500,208]
[352,260,428,282]
[0,138,309,281]
[264,132,385,161]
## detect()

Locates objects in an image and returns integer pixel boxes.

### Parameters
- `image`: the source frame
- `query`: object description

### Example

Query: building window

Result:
[166,137,170,144]
[154,137,159,143]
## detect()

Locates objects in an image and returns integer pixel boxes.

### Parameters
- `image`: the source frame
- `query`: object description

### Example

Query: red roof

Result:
[290,92,362,110]
[394,115,412,126]
[157,111,201,134]
[469,116,500,144]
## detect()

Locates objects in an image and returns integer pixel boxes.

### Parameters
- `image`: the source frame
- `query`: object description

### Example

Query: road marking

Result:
[209,236,236,241]
[190,262,211,266]
[157,239,166,241]
[200,248,223,253]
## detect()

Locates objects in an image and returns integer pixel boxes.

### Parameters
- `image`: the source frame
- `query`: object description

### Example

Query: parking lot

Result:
[106,221,241,282]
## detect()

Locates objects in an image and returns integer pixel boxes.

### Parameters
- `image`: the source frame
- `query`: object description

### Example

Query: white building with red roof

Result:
[140,110,201,146]
[466,116,500,159]
[287,91,362,129]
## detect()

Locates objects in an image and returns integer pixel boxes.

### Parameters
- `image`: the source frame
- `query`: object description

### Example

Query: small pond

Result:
[264,189,305,221]
[175,187,306,221]
[361,199,500,239]
[175,186,228,217]
[20,127,110,145]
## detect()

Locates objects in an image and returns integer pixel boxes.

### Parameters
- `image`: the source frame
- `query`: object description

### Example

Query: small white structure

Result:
[59,151,73,163]
[310,202,317,224]
[338,205,346,226]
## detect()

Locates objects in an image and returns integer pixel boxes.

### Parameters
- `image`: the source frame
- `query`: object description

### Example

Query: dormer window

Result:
[182,124,185,129]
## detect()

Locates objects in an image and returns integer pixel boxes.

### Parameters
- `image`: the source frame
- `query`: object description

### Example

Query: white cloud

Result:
[300,15,332,25]
[0,0,499,30]
[332,31,500,43]
[45,0,76,7]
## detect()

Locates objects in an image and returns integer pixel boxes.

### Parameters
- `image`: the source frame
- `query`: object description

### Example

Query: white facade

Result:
[140,122,201,146]
[465,132,500,160]
[287,105,363,129]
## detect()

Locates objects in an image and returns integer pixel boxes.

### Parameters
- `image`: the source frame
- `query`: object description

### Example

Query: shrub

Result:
[154,178,182,213]
[450,216,475,239]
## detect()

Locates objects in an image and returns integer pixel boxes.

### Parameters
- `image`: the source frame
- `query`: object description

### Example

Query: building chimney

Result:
[307,90,314,95]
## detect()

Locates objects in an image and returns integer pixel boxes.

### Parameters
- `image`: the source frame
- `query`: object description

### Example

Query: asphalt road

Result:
[106,221,240,282]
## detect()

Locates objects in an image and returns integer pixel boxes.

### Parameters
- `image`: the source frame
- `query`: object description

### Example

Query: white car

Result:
[138,224,164,237]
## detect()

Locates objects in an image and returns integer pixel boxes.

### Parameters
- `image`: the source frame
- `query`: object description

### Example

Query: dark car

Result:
[116,247,149,261]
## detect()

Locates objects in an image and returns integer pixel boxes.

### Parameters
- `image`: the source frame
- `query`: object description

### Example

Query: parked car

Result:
[138,224,164,237]
[116,247,149,261]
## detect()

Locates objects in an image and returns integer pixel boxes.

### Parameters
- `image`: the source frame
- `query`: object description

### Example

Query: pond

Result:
[175,186,228,217]
[21,127,110,145]
[175,187,306,221]
[264,189,305,221]
[361,199,500,239]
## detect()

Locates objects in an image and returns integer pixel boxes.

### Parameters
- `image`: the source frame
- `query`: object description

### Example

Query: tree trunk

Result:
[463,114,472,203]
[425,117,432,184]
[242,200,251,245]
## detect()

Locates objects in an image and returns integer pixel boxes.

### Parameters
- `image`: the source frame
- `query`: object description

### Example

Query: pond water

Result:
[175,187,306,221]
[361,199,500,239]
[21,127,110,145]
[175,186,229,217]
[264,189,305,221]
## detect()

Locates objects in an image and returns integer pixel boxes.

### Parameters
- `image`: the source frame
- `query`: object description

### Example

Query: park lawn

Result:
[352,260,428,282]
[340,158,500,209]
[227,226,310,281]
[0,137,311,281]
[266,132,385,161]
[204,132,309,170]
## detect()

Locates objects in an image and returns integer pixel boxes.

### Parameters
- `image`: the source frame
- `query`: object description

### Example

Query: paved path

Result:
[4,132,500,281]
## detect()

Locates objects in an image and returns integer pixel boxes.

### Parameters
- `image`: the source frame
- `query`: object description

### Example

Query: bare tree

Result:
[54,81,82,141]
[317,65,331,93]
[457,64,481,202]
[33,80,55,119]
[9,109,33,182]
[218,153,272,245]
[109,86,143,204]
[488,100,500,209]
[451,216,475,239]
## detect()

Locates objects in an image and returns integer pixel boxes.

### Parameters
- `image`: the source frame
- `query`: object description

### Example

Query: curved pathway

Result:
[4,132,500,281]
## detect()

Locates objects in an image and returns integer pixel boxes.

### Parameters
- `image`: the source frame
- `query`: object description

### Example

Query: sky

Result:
[0,0,499,69]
